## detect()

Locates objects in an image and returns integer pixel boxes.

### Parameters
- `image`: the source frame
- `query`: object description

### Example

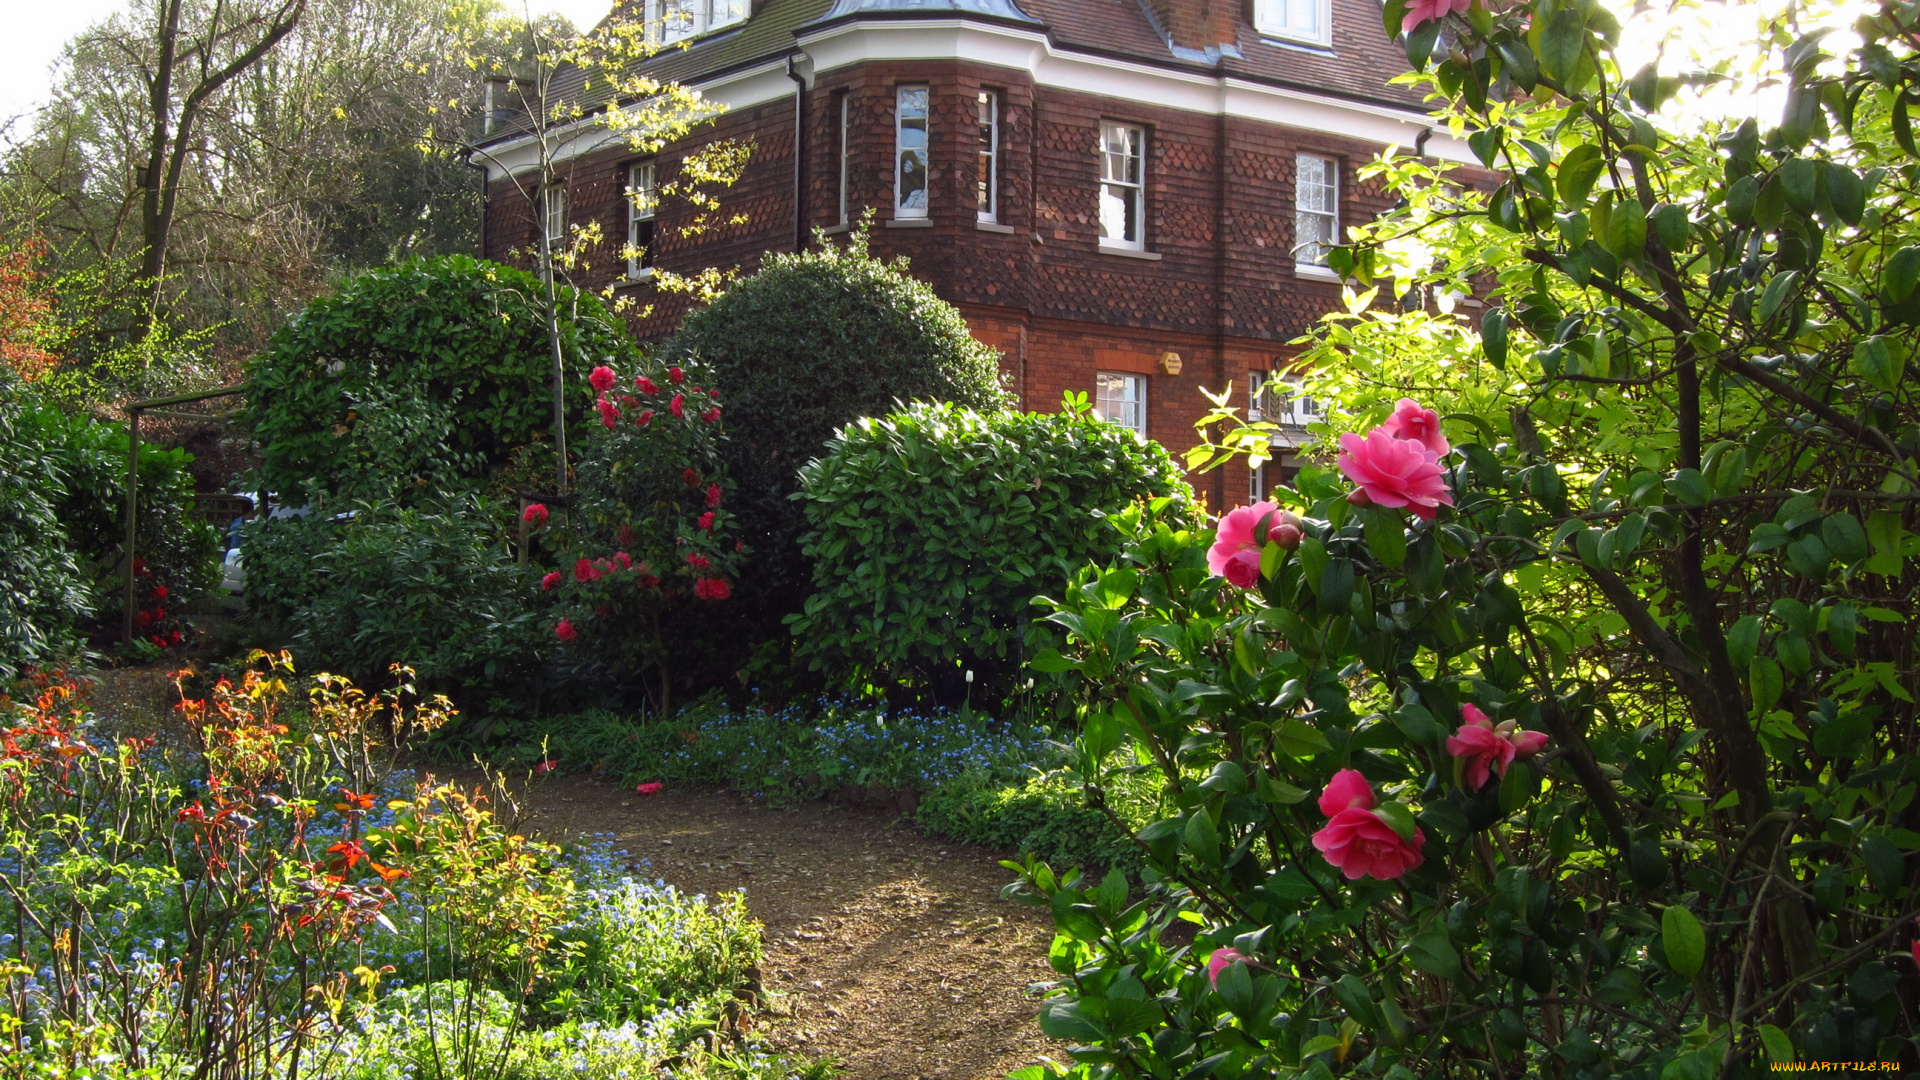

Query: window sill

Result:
[1294,263,1342,281]
[621,269,656,285]
[819,222,852,236]
[885,218,933,229]
[976,220,1016,234]
[1255,30,1334,54]
[1100,243,1161,261]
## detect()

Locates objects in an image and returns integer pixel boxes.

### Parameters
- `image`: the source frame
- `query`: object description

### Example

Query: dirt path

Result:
[498,777,1061,1080]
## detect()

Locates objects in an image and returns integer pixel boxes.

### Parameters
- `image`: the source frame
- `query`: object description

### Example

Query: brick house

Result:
[469,0,1470,508]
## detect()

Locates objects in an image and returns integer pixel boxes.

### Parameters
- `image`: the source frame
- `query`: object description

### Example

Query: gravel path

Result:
[499,778,1061,1080]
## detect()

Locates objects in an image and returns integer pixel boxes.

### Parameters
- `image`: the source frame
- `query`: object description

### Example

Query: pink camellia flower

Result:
[636,781,664,796]
[1446,705,1515,791]
[1402,0,1471,32]
[694,577,732,601]
[555,618,577,643]
[683,468,700,487]
[706,483,722,510]
[686,552,711,571]
[703,406,721,423]
[1336,429,1454,520]
[635,375,658,394]
[589,366,617,393]
[1311,768,1426,881]
[523,503,549,527]
[1378,398,1450,456]
[575,558,603,584]
[670,394,685,418]
[668,366,686,385]
[598,396,620,429]
[541,571,561,591]
[636,409,654,427]
[613,551,633,571]
[1206,502,1304,587]
[1207,947,1246,990]
[1912,919,1920,969]
[698,512,714,531]
[533,760,557,775]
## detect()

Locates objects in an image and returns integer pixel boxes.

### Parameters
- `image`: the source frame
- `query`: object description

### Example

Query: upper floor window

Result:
[895,86,929,218]
[1099,122,1145,250]
[645,0,747,46]
[1096,372,1146,437]
[1255,0,1331,46]
[977,91,999,223]
[1294,153,1339,267]
[542,184,567,248]
[626,161,657,279]
[1249,372,1325,427]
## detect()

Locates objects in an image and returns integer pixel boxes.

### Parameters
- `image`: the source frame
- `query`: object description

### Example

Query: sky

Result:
[0,0,614,131]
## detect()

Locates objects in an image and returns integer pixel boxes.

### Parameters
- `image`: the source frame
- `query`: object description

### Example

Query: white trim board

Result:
[472,18,1469,181]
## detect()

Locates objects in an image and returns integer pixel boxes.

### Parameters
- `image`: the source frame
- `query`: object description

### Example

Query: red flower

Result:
[617,525,637,546]
[1310,769,1425,881]
[698,512,714,531]
[533,759,558,775]
[670,394,684,418]
[555,618,578,642]
[706,483,722,509]
[683,468,699,487]
[134,610,152,629]
[667,366,686,384]
[613,551,633,570]
[589,365,617,392]
[167,631,182,646]
[152,585,168,600]
[694,577,732,602]
[1207,947,1246,990]
[686,552,711,571]
[133,558,147,574]
[636,781,664,795]
[522,503,549,527]
[636,410,654,426]
[708,389,719,399]
[635,375,659,394]
[149,608,164,622]
[542,571,561,591]
[150,635,167,647]
[598,395,621,429]
[640,574,660,589]
[575,558,603,583]
[702,407,721,423]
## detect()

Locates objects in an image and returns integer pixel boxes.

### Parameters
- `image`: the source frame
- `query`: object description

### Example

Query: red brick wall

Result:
[482,57,1411,509]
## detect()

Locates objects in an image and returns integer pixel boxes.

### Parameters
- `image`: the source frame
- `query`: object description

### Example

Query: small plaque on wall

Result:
[1159,351,1183,376]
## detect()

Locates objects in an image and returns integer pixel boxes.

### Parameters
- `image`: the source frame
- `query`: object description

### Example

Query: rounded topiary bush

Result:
[658,231,1012,667]
[244,254,637,499]
[788,400,1197,703]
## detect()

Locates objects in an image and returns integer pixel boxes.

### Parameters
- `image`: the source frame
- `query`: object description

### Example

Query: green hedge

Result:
[656,232,1011,676]
[245,255,634,499]
[788,400,1197,702]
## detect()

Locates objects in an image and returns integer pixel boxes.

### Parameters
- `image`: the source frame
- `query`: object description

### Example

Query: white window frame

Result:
[1095,372,1147,437]
[1099,121,1146,251]
[1249,459,1267,503]
[1254,0,1332,46]
[836,92,850,226]
[977,91,999,224]
[1251,372,1325,427]
[626,161,657,280]
[895,85,930,219]
[644,0,747,45]
[1294,153,1339,269]
[542,184,566,248]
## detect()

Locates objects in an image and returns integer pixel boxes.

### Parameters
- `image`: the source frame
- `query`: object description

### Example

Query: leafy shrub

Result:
[657,230,1012,666]
[539,878,761,1024]
[789,400,1196,702]
[241,507,344,622]
[21,398,219,636]
[915,768,1150,874]
[0,375,89,677]
[546,357,744,713]
[288,495,545,693]
[244,255,636,499]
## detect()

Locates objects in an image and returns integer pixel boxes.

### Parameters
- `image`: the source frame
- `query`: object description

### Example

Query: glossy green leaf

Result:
[1661,904,1705,979]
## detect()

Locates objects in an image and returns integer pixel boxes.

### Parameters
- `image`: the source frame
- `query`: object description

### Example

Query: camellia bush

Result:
[788,398,1197,704]
[539,358,744,713]
[1012,1,1920,1074]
